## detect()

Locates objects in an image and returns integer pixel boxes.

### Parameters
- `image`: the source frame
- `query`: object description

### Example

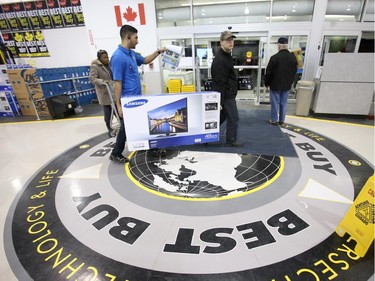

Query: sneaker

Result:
[278,121,284,126]
[225,140,243,148]
[148,148,167,156]
[109,154,129,163]
[269,120,278,126]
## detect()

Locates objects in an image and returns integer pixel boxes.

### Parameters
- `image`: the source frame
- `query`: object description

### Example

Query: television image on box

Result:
[147,98,188,136]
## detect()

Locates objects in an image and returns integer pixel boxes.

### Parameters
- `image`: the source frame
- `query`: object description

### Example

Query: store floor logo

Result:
[114,3,146,26]
[6,125,375,281]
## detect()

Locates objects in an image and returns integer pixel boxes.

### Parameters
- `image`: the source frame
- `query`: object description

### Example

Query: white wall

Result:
[80,0,163,93]
[22,27,93,68]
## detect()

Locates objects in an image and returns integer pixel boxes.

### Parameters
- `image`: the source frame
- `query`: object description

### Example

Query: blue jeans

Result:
[111,117,126,156]
[270,90,289,123]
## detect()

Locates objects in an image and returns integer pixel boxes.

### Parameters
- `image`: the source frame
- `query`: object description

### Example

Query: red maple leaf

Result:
[123,6,137,22]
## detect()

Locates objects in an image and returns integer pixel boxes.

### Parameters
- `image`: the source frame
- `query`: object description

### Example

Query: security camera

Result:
[228,26,232,30]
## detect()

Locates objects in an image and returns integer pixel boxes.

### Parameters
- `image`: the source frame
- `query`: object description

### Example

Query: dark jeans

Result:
[103,105,112,131]
[111,117,126,156]
[220,98,239,143]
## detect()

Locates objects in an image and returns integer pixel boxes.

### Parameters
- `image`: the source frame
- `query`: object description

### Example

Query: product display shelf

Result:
[30,76,95,107]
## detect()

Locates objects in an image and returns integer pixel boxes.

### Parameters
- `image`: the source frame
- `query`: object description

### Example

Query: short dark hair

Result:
[120,25,138,40]
[97,49,107,59]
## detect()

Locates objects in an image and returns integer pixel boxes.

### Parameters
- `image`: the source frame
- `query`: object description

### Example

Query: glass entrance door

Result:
[194,34,267,104]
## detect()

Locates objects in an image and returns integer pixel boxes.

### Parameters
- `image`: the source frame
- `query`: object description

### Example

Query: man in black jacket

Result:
[264,37,297,125]
[211,30,242,147]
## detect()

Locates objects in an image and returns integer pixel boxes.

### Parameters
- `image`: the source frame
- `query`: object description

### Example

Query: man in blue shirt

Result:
[109,24,165,163]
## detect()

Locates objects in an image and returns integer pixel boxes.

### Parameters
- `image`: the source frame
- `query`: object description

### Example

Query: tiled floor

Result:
[1,100,374,281]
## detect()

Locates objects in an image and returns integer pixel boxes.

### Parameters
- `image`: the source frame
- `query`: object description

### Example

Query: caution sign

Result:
[336,174,375,257]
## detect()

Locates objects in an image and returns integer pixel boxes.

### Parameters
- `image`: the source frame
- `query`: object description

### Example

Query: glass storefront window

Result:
[319,35,358,65]
[325,0,366,22]
[192,0,271,25]
[359,31,374,52]
[160,38,194,93]
[156,0,318,26]
[267,35,308,99]
[271,0,315,22]
[155,0,191,27]
[363,0,374,21]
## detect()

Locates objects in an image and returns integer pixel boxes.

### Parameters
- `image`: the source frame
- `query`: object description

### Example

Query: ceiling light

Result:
[244,7,249,15]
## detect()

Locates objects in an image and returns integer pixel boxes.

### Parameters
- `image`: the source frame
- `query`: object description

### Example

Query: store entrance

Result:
[195,34,267,104]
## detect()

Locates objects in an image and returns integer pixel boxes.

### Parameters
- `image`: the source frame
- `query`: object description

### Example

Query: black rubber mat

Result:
[169,109,297,157]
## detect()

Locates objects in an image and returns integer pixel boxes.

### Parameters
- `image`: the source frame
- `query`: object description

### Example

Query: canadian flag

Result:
[114,3,146,26]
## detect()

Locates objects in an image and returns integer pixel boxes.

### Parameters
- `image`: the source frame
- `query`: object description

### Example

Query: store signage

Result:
[0,0,85,32]
[114,3,146,27]
[2,4,20,31]
[1,31,49,58]
[35,0,53,29]
[47,0,64,28]
[13,2,32,30]
[336,174,375,257]
[24,1,43,30]
[0,5,10,32]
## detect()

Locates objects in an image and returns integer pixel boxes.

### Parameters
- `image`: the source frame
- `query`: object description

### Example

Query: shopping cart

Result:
[103,81,120,137]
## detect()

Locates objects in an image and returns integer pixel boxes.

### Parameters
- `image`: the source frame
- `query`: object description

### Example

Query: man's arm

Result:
[143,47,166,64]
[114,80,123,117]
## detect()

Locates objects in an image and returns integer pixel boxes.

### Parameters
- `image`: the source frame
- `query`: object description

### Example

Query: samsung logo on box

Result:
[124,99,148,108]
[205,133,219,139]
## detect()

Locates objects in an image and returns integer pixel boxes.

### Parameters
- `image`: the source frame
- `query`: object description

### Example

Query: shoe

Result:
[225,140,243,148]
[278,121,284,125]
[109,154,129,163]
[269,120,278,126]
[148,148,167,156]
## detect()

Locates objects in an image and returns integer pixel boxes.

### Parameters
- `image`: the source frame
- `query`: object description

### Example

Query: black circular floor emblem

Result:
[5,124,374,281]
[128,150,282,199]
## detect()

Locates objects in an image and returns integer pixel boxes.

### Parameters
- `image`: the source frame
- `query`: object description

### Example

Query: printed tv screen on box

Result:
[122,92,220,151]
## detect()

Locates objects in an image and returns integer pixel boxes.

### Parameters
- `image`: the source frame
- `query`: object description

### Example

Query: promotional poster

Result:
[24,1,43,30]
[162,44,183,71]
[122,92,220,151]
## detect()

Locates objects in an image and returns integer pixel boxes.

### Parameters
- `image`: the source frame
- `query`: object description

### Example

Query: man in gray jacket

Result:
[264,37,297,125]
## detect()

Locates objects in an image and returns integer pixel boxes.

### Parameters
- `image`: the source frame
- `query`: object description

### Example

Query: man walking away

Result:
[264,37,297,126]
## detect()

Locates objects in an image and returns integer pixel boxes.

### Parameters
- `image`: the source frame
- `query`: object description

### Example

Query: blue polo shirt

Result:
[110,45,145,97]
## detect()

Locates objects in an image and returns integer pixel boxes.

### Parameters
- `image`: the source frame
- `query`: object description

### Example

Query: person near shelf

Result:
[264,37,297,126]
[211,30,242,148]
[89,49,116,137]
[109,24,166,164]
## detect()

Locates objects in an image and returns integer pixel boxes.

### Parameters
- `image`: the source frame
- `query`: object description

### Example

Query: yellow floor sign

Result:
[336,174,375,257]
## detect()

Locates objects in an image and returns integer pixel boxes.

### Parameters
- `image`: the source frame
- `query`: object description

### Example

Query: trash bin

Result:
[295,80,315,116]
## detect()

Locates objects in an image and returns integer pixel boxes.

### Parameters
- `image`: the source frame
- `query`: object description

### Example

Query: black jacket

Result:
[211,48,238,104]
[264,49,297,91]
